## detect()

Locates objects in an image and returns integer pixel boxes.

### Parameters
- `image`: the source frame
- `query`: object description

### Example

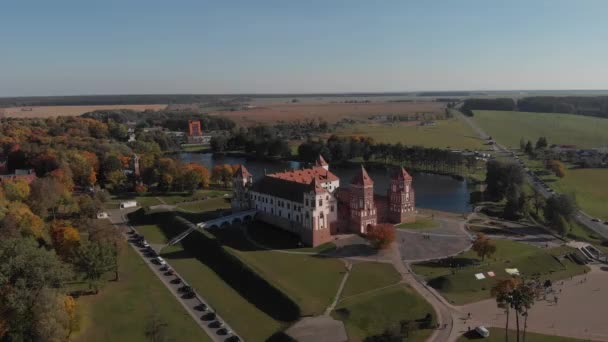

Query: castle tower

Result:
[349,166,377,234]
[315,154,329,171]
[188,120,202,136]
[231,165,253,211]
[388,167,416,223]
[131,154,140,177]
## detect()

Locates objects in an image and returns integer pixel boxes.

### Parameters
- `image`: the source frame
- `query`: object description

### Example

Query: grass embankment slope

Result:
[473,110,608,148]
[334,262,435,342]
[336,118,487,150]
[74,245,209,342]
[397,215,440,230]
[412,240,588,305]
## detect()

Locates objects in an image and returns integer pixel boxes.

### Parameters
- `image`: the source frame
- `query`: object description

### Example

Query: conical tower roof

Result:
[392,167,412,181]
[351,165,373,186]
[234,165,252,178]
[315,154,329,167]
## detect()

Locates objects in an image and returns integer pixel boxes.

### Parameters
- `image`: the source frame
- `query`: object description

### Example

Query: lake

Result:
[177,153,472,214]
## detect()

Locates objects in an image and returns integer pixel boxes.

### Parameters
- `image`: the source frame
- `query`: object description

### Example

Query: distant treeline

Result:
[461,98,516,116]
[83,109,236,131]
[0,94,249,107]
[299,135,478,176]
[462,96,608,118]
[418,91,475,97]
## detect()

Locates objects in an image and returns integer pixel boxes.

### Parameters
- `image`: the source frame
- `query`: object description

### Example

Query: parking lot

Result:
[109,209,242,342]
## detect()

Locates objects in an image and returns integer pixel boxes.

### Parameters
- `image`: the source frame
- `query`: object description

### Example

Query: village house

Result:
[232,155,416,246]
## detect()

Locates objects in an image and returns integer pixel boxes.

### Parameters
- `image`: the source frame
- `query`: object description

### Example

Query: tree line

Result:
[462,96,608,118]
[298,135,479,176]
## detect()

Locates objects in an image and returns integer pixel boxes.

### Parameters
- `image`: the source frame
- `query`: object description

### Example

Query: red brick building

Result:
[188,120,202,136]
[232,155,416,246]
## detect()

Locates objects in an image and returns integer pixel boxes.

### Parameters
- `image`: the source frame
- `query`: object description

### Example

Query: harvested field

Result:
[0,104,167,118]
[213,102,445,125]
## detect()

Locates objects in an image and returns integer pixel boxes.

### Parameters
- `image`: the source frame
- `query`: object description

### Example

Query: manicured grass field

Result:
[519,154,608,222]
[550,168,608,222]
[129,202,345,340]
[333,285,435,342]
[341,262,401,299]
[411,240,589,305]
[458,327,588,342]
[176,197,230,212]
[74,246,209,342]
[473,110,608,148]
[335,118,487,150]
[396,216,440,230]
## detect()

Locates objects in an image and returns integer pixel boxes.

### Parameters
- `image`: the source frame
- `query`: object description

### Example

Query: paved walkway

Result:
[107,208,239,342]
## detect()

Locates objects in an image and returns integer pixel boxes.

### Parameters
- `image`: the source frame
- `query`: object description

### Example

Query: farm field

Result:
[472,110,608,148]
[335,118,487,150]
[411,240,588,305]
[73,245,209,342]
[0,104,166,118]
[215,101,445,125]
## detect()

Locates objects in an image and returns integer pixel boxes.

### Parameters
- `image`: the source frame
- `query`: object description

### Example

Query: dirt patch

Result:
[213,102,445,125]
[1,104,167,118]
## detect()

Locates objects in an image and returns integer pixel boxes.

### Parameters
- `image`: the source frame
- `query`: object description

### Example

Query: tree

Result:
[72,241,116,294]
[365,224,396,249]
[491,277,521,342]
[544,194,577,235]
[471,233,497,261]
[535,137,548,149]
[1,202,45,239]
[2,179,30,202]
[546,160,566,178]
[28,176,67,218]
[49,220,81,259]
[524,141,534,155]
[0,238,72,341]
[105,170,127,192]
[503,186,526,220]
[485,160,524,200]
[145,314,169,342]
[510,281,536,342]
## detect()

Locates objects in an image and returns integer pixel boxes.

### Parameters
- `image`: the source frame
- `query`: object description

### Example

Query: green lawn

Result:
[335,118,487,150]
[129,207,345,340]
[176,197,230,212]
[341,262,401,299]
[458,327,589,342]
[473,110,608,148]
[333,285,435,342]
[518,153,608,222]
[74,246,209,342]
[411,240,589,305]
[550,168,608,222]
[397,216,440,230]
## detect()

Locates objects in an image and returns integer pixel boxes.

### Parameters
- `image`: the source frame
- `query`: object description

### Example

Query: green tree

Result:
[524,141,534,155]
[72,241,116,294]
[535,136,548,149]
[0,238,72,341]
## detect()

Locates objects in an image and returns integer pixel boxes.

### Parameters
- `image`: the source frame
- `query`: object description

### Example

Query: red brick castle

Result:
[232,155,416,246]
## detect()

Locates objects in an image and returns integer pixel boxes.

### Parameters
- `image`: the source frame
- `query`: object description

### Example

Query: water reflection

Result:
[177,153,472,213]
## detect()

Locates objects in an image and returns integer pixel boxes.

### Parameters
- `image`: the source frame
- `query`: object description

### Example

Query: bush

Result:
[428,276,452,291]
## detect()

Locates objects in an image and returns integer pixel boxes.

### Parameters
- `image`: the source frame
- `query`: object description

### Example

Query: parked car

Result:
[475,326,490,338]
[142,241,150,248]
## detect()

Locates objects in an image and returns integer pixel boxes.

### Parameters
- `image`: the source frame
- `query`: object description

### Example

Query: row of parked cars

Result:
[128,230,241,342]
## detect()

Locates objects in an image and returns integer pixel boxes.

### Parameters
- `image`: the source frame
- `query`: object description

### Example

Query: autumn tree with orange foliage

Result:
[49,220,81,258]
[365,223,396,249]
[0,202,44,239]
[471,233,497,261]
[2,179,30,202]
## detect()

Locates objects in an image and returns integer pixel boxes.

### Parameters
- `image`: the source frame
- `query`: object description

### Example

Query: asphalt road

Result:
[457,112,608,240]
[107,208,242,342]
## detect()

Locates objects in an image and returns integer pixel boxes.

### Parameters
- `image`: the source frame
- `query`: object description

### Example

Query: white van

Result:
[120,200,138,209]
[475,326,490,338]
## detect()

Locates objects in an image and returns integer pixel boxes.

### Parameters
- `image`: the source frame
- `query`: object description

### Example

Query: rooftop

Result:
[268,166,339,184]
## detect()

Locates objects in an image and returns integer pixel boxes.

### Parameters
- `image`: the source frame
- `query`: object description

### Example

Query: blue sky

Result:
[1,0,608,96]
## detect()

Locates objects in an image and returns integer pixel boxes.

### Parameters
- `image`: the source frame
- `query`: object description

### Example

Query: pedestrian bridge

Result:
[167,210,257,246]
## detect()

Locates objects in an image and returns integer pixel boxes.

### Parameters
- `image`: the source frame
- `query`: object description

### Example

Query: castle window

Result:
[330,205,334,212]
[288,213,291,220]
[305,199,309,206]
[270,199,273,204]
[319,199,323,206]
[287,203,290,209]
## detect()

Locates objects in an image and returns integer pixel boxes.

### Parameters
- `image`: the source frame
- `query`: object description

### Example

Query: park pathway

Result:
[324,261,352,315]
